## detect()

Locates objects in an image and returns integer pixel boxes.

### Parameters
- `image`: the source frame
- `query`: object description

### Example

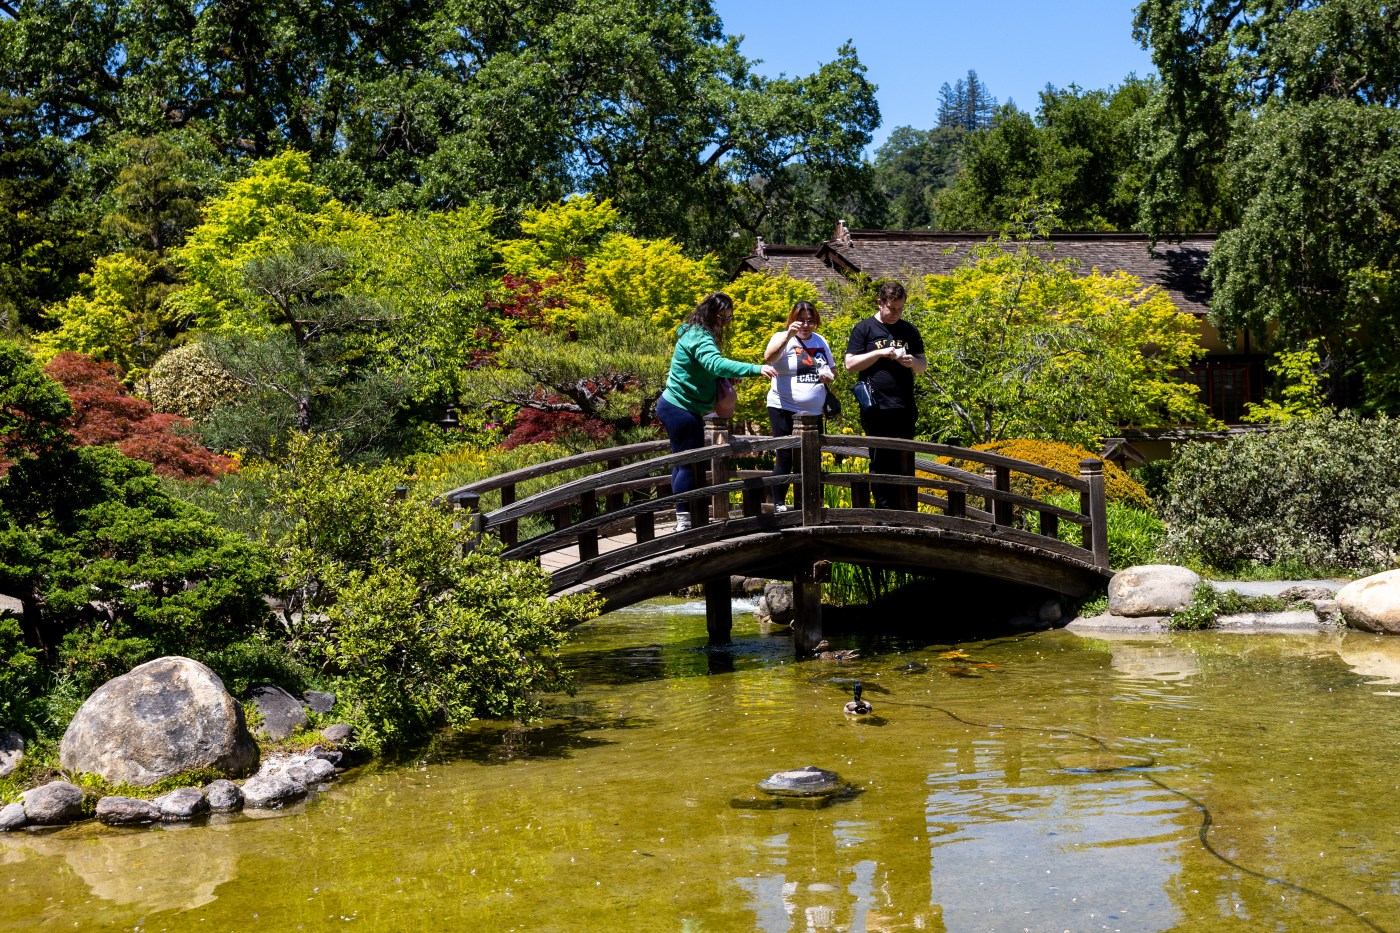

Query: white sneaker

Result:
[674,511,692,532]
[774,504,793,513]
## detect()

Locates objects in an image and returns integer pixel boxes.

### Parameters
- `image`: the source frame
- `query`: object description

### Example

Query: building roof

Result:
[735,224,1216,316]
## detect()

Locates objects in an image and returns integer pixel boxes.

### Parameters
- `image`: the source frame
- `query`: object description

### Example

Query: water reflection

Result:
[1,821,238,914]
[5,609,1400,931]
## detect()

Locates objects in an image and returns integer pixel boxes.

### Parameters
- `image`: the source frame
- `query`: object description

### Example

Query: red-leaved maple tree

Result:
[43,352,236,481]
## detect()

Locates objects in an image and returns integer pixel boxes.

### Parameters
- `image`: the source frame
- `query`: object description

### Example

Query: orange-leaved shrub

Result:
[945,438,1151,509]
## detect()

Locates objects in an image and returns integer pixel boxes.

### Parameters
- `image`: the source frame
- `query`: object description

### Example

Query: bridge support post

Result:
[704,578,732,644]
[793,566,823,653]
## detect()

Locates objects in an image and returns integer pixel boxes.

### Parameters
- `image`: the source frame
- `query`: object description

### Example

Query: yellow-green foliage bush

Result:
[949,438,1152,509]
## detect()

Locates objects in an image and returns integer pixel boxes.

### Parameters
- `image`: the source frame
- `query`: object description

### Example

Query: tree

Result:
[937,70,998,132]
[258,434,599,749]
[199,242,415,459]
[0,343,270,708]
[908,220,1207,446]
[873,125,965,229]
[33,253,178,386]
[931,78,1153,231]
[43,351,235,481]
[1134,0,1400,409]
[1,0,879,260]
[465,198,722,442]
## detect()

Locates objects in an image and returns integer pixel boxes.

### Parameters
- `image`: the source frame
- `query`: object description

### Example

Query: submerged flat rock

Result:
[758,766,842,797]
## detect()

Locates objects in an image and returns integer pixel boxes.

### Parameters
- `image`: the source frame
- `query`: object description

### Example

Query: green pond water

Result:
[6,599,1400,933]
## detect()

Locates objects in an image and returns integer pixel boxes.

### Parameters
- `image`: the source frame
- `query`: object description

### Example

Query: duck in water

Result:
[813,640,859,661]
[844,681,873,715]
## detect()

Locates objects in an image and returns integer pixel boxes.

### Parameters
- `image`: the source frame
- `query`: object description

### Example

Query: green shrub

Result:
[1044,493,1165,570]
[1162,412,1400,574]
[260,435,601,751]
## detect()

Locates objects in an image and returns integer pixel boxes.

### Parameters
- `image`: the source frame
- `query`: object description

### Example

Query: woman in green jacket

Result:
[659,292,776,531]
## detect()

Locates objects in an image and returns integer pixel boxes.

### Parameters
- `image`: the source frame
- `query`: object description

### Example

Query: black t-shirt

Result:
[846,316,924,409]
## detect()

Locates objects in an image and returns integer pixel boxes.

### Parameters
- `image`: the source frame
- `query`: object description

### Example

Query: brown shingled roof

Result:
[735,229,1215,316]
[735,244,846,301]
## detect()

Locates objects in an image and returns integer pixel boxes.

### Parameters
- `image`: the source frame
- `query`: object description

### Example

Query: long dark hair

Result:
[683,292,734,340]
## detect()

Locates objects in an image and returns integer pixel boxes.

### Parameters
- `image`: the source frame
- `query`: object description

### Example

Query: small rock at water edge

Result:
[96,796,161,826]
[155,786,209,821]
[0,801,26,831]
[204,779,244,812]
[21,781,85,825]
[1108,565,1201,617]
[249,685,309,741]
[241,772,307,810]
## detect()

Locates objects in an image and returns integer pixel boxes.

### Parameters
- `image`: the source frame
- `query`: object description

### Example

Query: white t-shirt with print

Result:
[765,332,835,415]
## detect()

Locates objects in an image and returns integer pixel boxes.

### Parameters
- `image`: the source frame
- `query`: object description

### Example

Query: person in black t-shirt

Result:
[844,281,926,509]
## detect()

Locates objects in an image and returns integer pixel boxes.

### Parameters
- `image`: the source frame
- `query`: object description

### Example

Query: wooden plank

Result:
[503,475,797,561]
[546,513,803,591]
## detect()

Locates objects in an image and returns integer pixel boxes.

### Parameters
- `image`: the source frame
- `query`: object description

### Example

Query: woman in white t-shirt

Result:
[763,301,835,510]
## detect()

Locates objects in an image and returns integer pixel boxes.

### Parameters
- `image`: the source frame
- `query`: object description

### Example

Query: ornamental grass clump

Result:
[1161,412,1400,574]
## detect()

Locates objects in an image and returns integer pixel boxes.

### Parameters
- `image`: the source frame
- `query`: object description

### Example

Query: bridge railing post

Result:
[795,415,823,526]
[984,465,1012,525]
[1079,458,1109,569]
[705,414,731,523]
[456,491,483,554]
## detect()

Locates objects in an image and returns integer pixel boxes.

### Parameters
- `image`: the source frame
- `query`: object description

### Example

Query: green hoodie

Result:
[662,324,763,414]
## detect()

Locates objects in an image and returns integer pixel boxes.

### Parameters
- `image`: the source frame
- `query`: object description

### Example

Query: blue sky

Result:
[711,1,1156,155]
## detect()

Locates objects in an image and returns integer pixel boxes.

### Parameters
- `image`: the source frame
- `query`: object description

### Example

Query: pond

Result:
[4,598,1400,932]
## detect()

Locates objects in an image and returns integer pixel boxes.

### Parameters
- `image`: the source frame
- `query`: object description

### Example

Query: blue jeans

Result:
[656,396,705,515]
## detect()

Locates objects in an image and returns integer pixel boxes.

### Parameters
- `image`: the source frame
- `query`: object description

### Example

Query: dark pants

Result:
[657,396,705,516]
[767,407,797,505]
[859,405,917,509]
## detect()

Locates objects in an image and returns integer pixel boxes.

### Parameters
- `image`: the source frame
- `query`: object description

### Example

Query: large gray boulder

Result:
[60,656,258,787]
[0,731,22,778]
[1108,565,1201,617]
[1339,570,1400,635]
[22,781,85,825]
[756,582,795,626]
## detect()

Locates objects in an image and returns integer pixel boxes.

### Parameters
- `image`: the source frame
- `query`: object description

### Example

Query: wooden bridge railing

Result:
[443,415,1110,580]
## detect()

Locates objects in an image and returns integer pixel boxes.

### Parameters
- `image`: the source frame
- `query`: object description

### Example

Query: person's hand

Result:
[818,366,835,385]
[760,364,778,379]
[787,321,806,339]
[898,353,915,368]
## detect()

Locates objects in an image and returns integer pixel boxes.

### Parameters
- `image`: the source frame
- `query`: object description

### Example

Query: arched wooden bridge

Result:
[445,416,1112,651]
